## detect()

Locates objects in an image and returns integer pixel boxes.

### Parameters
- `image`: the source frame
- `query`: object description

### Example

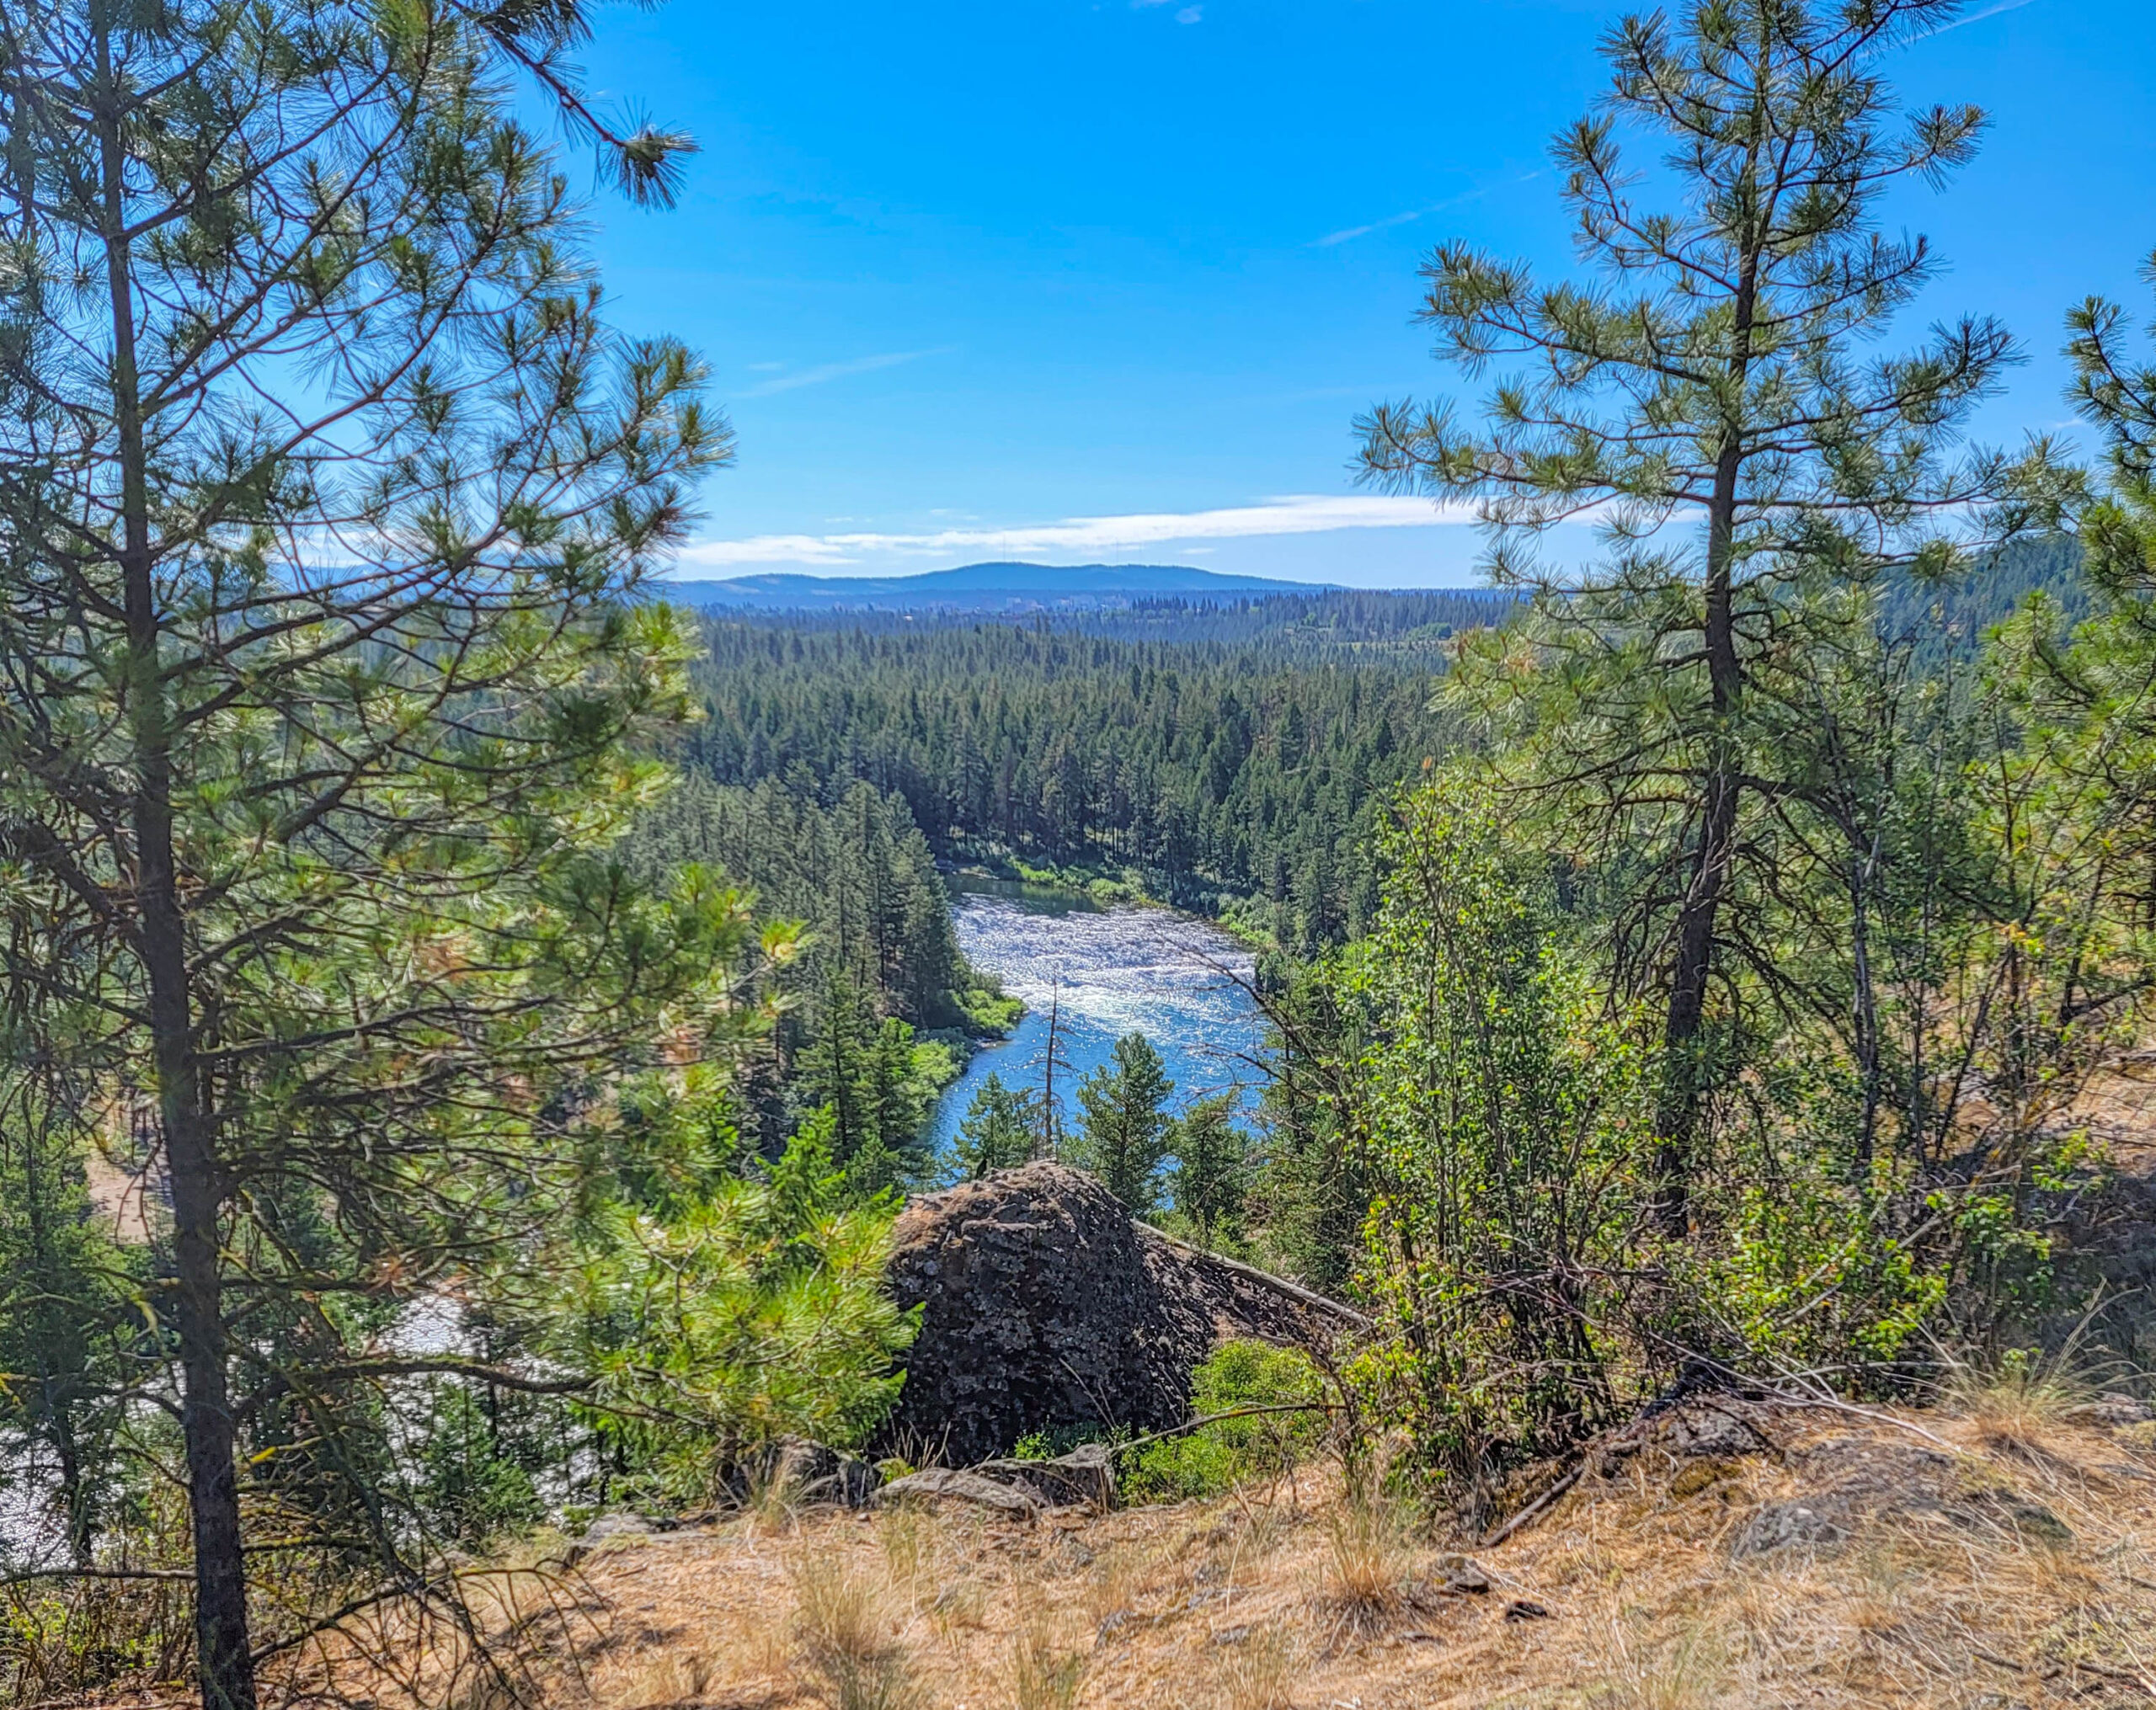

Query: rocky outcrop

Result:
[877,1162,1351,1465]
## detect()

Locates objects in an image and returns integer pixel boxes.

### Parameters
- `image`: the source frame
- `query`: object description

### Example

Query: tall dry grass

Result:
[790,1553,918,1710]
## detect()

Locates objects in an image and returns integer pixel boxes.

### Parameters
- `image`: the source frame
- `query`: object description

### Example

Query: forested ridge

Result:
[682,618,1460,946]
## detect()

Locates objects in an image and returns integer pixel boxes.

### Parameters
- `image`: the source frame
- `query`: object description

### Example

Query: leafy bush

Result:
[566,1081,920,1504]
[1119,1341,1328,1503]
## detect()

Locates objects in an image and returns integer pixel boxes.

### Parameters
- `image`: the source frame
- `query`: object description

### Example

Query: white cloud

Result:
[676,493,1476,570]
[1176,4,1203,20]
[1316,209,1423,248]
[1313,173,1540,249]
[1917,0,2040,37]
[739,349,947,397]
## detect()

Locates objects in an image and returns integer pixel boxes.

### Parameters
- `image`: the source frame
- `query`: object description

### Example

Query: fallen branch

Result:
[1105,1401,1342,1459]
[1139,1223,1372,1329]
[1481,1462,1584,1548]
[1,1567,195,1585]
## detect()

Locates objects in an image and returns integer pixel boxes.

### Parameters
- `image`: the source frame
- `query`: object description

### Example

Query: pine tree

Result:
[0,6,713,1704]
[1358,0,2036,1227]
[0,1047,144,1568]
[1070,1032,1175,1212]
[953,1073,1039,1180]
[1167,1095,1250,1250]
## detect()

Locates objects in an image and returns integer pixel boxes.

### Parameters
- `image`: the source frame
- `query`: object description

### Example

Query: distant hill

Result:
[664,561,1341,612]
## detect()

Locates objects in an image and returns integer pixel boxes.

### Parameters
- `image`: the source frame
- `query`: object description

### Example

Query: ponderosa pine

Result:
[0,4,728,1706]
[1358,0,2039,1228]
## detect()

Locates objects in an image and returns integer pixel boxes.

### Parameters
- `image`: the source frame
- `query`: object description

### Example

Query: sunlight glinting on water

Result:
[927,894,1266,1154]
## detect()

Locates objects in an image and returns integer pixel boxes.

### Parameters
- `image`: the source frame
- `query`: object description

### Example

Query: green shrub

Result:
[1119,1340,1328,1503]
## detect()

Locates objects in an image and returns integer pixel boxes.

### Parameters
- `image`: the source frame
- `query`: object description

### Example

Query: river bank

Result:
[925,877,1265,1154]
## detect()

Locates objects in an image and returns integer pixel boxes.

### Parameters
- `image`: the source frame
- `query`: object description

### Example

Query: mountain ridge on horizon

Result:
[664,560,1344,612]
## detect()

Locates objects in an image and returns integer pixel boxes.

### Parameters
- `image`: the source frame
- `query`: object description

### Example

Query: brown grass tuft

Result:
[1007,1611,1086,1710]
[1943,1345,2097,1457]
[1214,1627,1295,1710]
[1321,1479,1417,1632]
[791,1552,918,1710]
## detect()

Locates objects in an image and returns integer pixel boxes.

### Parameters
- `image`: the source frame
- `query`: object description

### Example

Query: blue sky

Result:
[567,0,2156,589]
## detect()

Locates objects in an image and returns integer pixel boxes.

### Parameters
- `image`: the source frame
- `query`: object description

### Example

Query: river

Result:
[925,879,1267,1154]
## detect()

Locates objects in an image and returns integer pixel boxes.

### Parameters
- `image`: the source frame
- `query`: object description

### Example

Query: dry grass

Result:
[199,1400,2156,1710]
[1588,1615,1728,1710]
[1214,1627,1296,1710]
[1006,1608,1086,1710]
[1321,1478,1420,1633]
[1943,1345,2101,1457]
[791,1551,918,1710]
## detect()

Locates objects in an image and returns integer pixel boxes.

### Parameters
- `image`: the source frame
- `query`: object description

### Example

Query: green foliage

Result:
[1119,1341,1328,1504]
[1327,788,1660,1489]
[953,1073,1039,1180]
[798,981,957,1195]
[567,1085,919,1503]
[1166,1095,1251,1251]
[1067,1032,1175,1212]
[412,1385,545,1550]
[0,1062,146,1568]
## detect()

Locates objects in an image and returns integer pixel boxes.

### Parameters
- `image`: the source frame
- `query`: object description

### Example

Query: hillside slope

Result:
[248,1393,2156,1710]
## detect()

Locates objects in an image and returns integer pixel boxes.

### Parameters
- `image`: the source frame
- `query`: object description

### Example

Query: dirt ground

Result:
[238,1391,2156,1710]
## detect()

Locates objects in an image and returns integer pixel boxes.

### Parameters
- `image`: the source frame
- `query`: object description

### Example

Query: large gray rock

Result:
[877,1162,1342,1465]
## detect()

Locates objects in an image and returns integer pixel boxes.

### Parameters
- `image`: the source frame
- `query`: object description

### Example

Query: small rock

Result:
[579,1509,655,1543]
[1433,1553,1492,1594]
[1732,1500,1843,1558]
[875,1468,1043,1518]
[975,1441,1117,1511]
[1504,1599,1552,1622]
[1952,1490,2074,1548]
[2063,1396,2155,1428]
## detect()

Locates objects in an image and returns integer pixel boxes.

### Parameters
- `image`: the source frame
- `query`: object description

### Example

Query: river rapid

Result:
[926,879,1266,1155]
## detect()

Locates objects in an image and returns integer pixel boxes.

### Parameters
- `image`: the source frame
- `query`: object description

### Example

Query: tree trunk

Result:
[96,52,256,1710]
[1652,226,1759,1236]
[1655,424,1746,1236]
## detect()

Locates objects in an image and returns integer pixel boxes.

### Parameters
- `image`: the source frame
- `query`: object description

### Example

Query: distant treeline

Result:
[680,620,1465,949]
[680,584,1518,654]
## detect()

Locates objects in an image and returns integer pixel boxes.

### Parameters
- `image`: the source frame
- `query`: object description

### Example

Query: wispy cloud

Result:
[739,348,948,397]
[1316,209,1423,248]
[1176,5,1203,20]
[1915,0,2040,38]
[1313,173,1540,249]
[677,494,1476,570]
